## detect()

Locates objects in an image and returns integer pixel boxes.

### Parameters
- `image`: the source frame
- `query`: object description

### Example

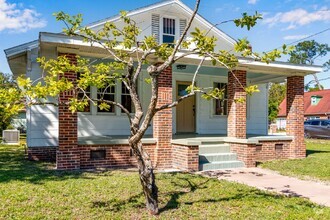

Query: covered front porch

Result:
[53,56,310,171]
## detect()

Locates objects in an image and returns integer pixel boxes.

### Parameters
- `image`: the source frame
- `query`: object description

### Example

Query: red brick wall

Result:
[286,76,306,158]
[57,53,80,170]
[79,144,156,169]
[255,141,291,161]
[28,147,57,162]
[172,144,199,171]
[227,70,247,139]
[153,66,173,169]
[230,143,256,167]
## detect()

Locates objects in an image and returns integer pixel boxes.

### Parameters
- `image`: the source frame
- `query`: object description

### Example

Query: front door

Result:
[176,81,196,133]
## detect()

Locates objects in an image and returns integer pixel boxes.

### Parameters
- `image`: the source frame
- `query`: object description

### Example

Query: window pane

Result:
[163,35,175,44]
[214,82,228,115]
[163,18,175,35]
[77,72,90,113]
[321,121,330,126]
[311,121,320,125]
[121,82,134,113]
[97,86,115,113]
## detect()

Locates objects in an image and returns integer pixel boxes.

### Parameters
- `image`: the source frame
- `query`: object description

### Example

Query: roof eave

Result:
[4,40,39,58]
[40,32,322,76]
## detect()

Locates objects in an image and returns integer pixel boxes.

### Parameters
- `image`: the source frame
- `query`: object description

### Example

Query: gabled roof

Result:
[278,89,330,117]
[85,0,237,46]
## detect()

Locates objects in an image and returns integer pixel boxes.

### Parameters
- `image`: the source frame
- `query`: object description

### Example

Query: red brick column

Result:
[286,76,306,158]
[227,70,247,139]
[153,66,173,169]
[57,53,80,170]
[172,144,199,171]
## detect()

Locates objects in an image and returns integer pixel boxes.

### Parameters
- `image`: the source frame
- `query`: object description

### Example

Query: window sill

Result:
[96,112,116,116]
[211,115,228,119]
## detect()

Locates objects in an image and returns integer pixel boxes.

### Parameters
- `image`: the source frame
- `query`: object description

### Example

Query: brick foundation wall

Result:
[57,53,80,170]
[255,141,291,161]
[79,144,156,169]
[28,147,57,162]
[172,144,199,171]
[230,143,256,167]
[287,76,306,158]
[153,65,173,169]
[227,70,247,139]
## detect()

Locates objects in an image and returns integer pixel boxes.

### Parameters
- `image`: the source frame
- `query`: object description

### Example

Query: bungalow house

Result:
[4,0,321,171]
[277,89,330,129]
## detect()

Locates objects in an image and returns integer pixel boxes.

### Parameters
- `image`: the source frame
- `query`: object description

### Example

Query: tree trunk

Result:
[130,140,159,215]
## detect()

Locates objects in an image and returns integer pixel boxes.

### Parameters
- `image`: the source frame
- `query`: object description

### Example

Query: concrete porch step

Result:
[199,144,231,154]
[199,153,237,163]
[199,161,245,171]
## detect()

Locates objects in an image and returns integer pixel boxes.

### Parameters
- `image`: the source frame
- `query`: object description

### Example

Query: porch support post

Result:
[57,53,80,170]
[286,76,306,158]
[227,70,247,139]
[153,65,173,169]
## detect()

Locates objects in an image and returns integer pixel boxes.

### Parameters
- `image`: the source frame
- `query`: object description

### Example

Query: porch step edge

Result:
[199,161,245,171]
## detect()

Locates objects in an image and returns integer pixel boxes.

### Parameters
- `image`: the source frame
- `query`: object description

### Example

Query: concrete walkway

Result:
[202,168,330,207]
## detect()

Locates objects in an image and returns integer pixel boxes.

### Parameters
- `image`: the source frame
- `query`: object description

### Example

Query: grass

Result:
[1,144,330,219]
[260,139,330,182]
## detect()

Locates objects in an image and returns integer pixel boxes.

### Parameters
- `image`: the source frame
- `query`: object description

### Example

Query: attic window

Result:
[311,95,322,106]
[163,18,176,44]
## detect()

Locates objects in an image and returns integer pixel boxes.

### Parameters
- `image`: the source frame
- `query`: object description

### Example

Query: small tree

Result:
[289,40,330,90]
[268,83,286,123]
[16,0,290,214]
[0,72,23,132]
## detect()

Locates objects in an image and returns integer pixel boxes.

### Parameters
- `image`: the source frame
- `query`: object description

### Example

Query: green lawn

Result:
[261,139,330,182]
[1,144,330,219]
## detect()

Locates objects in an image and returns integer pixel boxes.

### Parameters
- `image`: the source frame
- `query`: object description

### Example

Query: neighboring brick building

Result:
[277,89,330,129]
[5,0,322,171]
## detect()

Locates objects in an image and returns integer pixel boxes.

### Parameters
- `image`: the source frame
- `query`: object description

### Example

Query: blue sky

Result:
[0,0,329,88]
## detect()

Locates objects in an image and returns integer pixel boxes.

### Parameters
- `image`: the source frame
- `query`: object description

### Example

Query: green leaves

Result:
[234,12,262,30]
[0,72,23,131]
[259,45,294,64]
[191,28,216,53]
[201,87,226,101]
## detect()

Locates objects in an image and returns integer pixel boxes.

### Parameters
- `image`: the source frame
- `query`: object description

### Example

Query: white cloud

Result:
[263,7,330,29]
[0,0,46,33]
[283,35,308,40]
[248,0,258,5]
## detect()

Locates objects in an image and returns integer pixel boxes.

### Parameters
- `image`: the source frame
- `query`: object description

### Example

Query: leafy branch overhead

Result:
[16,10,291,113]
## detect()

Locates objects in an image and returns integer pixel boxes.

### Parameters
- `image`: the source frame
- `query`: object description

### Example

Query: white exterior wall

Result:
[246,84,268,135]
[27,47,59,147]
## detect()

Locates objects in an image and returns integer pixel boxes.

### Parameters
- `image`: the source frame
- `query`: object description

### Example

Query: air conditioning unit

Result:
[2,130,20,145]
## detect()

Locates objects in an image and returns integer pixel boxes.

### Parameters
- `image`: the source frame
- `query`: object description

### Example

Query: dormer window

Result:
[163,18,176,44]
[311,95,322,106]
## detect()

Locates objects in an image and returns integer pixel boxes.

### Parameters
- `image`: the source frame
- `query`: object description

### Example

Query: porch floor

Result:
[78,134,293,145]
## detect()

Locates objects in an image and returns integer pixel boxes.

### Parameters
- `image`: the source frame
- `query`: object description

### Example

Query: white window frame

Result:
[161,16,177,44]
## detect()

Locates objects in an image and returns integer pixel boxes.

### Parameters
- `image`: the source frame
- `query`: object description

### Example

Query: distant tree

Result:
[289,40,330,90]
[0,72,23,131]
[268,83,286,123]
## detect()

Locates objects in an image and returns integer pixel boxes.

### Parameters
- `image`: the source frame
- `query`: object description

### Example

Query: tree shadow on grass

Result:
[92,193,144,212]
[0,145,104,184]
[306,149,330,156]
[158,172,298,214]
